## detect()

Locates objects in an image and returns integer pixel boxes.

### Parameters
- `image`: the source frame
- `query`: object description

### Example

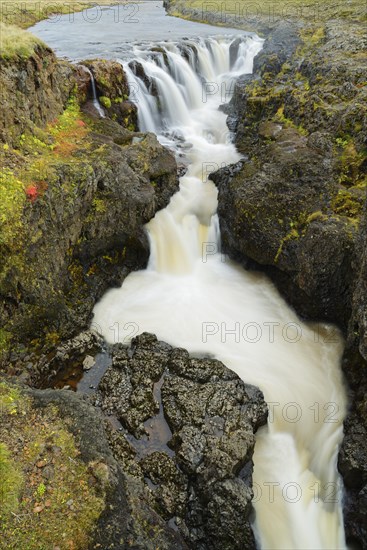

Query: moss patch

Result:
[0,382,105,550]
[99,96,112,109]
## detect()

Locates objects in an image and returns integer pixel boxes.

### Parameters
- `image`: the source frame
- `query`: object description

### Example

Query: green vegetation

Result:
[99,96,112,109]
[0,0,119,29]
[167,0,366,28]
[274,211,329,262]
[275,106,308,136]
[0,443,23,521]
[0,382,105,550]
[0,22,43,59]
[332,189,365,219]
[0,169,25,250]
[337,140,366,187]
[0,95,94,353]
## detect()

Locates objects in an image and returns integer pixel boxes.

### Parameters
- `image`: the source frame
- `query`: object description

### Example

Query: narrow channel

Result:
[32,5,348,548]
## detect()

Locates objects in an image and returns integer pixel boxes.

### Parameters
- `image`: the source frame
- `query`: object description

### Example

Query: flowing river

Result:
[32,3,348,548]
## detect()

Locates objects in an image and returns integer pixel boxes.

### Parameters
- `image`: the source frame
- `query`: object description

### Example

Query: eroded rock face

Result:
[0,45,75,146]
[84,59,138,130]
[211,18,366,548]
[0,46,179,352]
[339,207,367,546]
[97,333,268,549]
[29,385,187,550]
[0,117,178,349]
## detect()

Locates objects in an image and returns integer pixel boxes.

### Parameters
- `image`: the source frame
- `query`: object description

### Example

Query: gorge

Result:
[0,2,366,549]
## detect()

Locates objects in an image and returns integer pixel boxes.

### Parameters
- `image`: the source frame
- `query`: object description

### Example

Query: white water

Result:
[92,36,348,549]
[80,65,106,118]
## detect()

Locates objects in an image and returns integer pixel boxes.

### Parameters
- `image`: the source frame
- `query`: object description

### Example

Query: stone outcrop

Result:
[84,59,138,130]
[6,332,267,549]
[0,45,179,355]
[96,333,268,549]
[210,18,367,549]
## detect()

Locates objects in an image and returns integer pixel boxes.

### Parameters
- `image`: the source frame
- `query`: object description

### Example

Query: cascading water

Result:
[92,35,348,549]
[80,65,106,118]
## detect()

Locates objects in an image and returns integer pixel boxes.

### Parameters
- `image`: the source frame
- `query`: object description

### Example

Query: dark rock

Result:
[73,64,92,104]
[210,15,367,548]
[84,59,138,130]
[0,121,178,350]
[97,333,267,549]
[0,45,75,146]
[29,386,187,550]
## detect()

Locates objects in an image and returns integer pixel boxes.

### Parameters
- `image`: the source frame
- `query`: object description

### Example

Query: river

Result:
[31,3,348,548]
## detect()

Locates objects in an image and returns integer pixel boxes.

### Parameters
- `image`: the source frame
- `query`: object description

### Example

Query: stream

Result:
[31,3,348,548]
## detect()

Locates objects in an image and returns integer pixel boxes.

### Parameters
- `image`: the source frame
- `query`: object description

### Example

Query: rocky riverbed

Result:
[163,0,366,545]
[0,1,366,548]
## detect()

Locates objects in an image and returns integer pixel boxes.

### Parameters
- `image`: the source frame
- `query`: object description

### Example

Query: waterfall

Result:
[80,65,106,118]
[92,35,347,549]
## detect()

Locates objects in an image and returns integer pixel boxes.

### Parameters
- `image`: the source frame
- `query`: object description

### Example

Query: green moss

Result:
[114,97,123,104]
[337,141,365,187]
[332,189,363,219]
[99,96,112,109]
[275,106,308,135]
[274,228,300,262]
[0,383,22,415]
[97,76,110,89]
[0,382,105,549]
[0,330,11,355]
[92,197,107,213]
[0,443,23,522]
[0,169,26,250]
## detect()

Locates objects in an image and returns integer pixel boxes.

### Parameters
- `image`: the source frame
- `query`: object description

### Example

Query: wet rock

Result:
[97,333,267,549]
[73,64,91,103]
[85,59,138,129]
[210,14,366,548]
[83,355,95,371]
[0,121,179,350]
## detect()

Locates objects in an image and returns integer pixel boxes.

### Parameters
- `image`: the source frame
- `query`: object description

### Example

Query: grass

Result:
[167,0,366,26]
[0,443,23,521]
[0,22,43,59]
[0,382,105,550]
[0,0,122,29]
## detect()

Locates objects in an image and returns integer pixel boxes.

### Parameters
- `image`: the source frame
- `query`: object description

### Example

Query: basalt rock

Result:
[28,385,187,550]
[339,206,367,547]
[84,59,138,130]
[0,44,74,146]
[0,121,178,349]
[210,15,366,548]
[96,333,268,549]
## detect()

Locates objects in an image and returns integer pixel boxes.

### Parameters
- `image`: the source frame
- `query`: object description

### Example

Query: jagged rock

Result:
[29,386,187,550]
[209,15,366,548]
[0,118,178,348]
[0,44,75,146]
[97,333,268,549]
[73,64,92,103]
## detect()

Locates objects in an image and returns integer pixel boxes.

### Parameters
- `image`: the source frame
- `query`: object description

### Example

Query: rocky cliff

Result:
[211,17,366,550]
[0,45,178,356]
[162,1,367,545]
